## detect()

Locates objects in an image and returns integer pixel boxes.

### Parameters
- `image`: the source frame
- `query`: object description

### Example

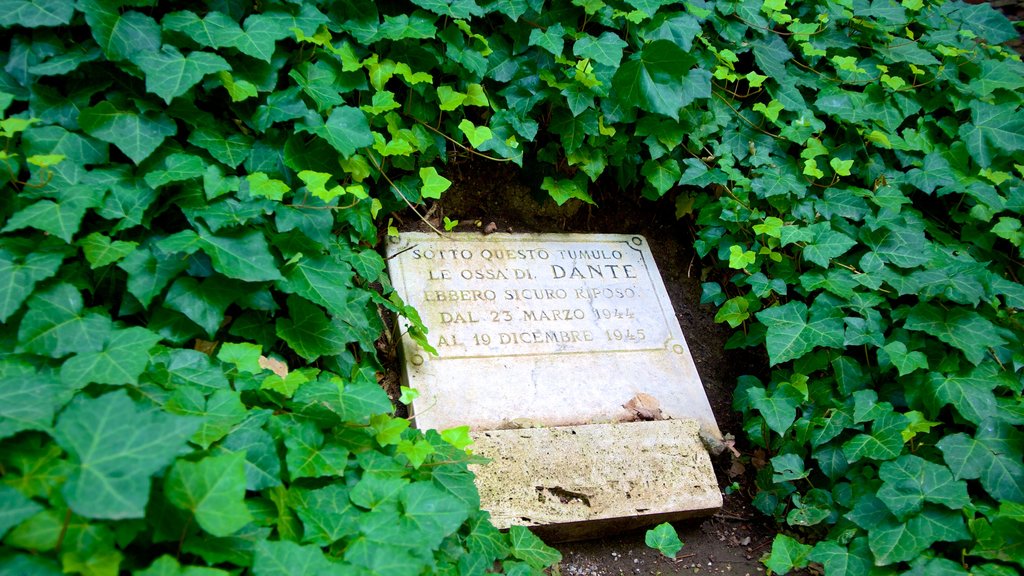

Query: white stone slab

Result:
[470,419,722,541]
[386,232,720,440]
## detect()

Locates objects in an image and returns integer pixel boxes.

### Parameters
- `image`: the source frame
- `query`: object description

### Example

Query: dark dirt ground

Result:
[388,157,780,576]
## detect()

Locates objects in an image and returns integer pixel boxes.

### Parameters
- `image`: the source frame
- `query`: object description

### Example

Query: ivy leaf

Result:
[880,341,928,376]
[959,102,1024,168]
[291,374,392,425]
[290,484,360,545]
[0,484,43,541]
[0,0,74,28]
[877,455,969,520]
[16,283,113,358]
[409,0,484,19]
[938,421,1024,503]
[78,101,176,164]
[903,304,1008,365]
[642,158,681,196]
[165,452,253,537]
[868,507,969,566]
[197,227,283,283]
[246,172,290,201]
[645,523,683,558]
[188,127,254,169]
[802,224,857,267]
[924,365,1000,424]
[764,535,812,575]
[459,119,493,148]
[756,300,845,365]
[0,248,65,322]
[573,32,628,67]
[276,296,351,361]
[509,525,562,568]
[135,46,230,104]
[318,106,373,158]
[281,420,349,479]
[842,411,908,463]
[277,256,354,317]
[54,390,198,519]
[528,22,566,56]
[60,327,162,388]
[747,384,803,435]
[166,388,247,450]
[612,40,702,120]
[79,1,161,62]
[419,167,452,199]
[252,539,337,576]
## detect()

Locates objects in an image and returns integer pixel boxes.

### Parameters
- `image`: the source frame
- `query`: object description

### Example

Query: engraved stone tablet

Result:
[386,232,720,440]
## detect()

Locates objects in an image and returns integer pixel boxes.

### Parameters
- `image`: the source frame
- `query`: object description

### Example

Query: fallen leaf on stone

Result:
[259,356,288,378]
[623,392,664,421]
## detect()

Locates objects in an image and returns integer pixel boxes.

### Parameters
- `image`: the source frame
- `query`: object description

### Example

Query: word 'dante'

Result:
[387,233,720,438]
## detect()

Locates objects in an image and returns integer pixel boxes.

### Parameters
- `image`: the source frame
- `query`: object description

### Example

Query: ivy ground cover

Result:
[1,0,1023,574]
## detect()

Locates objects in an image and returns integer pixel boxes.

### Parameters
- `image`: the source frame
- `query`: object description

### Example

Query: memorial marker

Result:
[386,232,723,537]
[386,232,721,439]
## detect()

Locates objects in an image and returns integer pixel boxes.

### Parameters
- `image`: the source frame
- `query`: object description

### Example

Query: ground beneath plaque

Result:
[382,157,781,576]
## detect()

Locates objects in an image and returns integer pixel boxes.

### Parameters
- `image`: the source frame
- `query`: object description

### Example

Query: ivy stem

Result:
[54,508,72,553]
[365,152,447,237]
[411,117,521,163]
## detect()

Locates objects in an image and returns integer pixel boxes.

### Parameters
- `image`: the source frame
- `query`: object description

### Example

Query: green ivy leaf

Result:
[54,390,198,519]
[903,304,1008,365]
[842,412,909,463]
[527,22,565,56]
[16,283,112,358]
[574,31,627,67]
[0,484,43,539]
[135,46,230,104]
[0,248,65,322]
[645,523,683,558]
[78,101,176,164]
[318,106,374,158]
[0,0,73,27]
[252,540,337,576]
[509,525,562,568]
[60,326,162,388]
[197,227,283,283]
[79,1,160,62]
[868,507,969,566]
[641,158,681,196]
[278,255,355,317]
[959,101,1024,169]
[764,534,812,575]
[246,172,290,201]
[166,452,253,537]
[880,341,929,376]
[290,484,360,545]
[756,300,845,365]
[877,455,969,520]
[459,119,494,148]
[611,40,703,120]
[282,420,349,480]
[189,127,253,169]
[747,384,804,435]
[938,421,1024,503]
[291,372,392,425]
[419,166,452,199]
[276,296,350,361]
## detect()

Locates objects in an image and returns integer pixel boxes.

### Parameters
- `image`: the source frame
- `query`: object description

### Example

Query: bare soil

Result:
[388,157,780,575]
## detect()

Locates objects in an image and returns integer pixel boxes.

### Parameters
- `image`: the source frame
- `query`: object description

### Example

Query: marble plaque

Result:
[386,232,720,440]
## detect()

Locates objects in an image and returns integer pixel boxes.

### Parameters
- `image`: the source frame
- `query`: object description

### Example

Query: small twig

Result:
[714,512,752,521]
[385,244,418,261]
